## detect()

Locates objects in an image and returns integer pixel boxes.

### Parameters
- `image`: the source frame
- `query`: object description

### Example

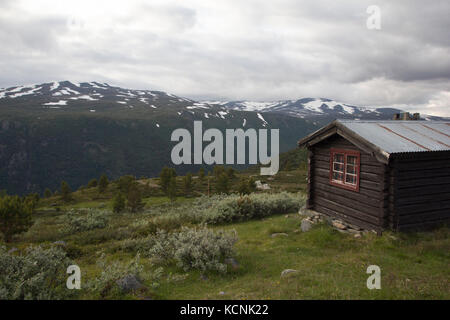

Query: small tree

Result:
[25,193,40,208]
[216,173,229,194]
[117,175,135,194]
[183,172,193,195]
[87,179,98,188]
[159,167,177,193]
[167,176,177,201]
[226,167,235,179]
[127,183,143,213]
[238,178,250,195]
[112,192,126,213]
[44,188,52,198]
[0,195,33,242]
[213,165,225,178]
[198,168,205,181]
[98,174,109,193]
[248,177,257,193]
[60,181,72,202]
[237,177,257,195]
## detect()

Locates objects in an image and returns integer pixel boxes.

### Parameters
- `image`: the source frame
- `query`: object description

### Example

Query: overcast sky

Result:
[0,0,449,116]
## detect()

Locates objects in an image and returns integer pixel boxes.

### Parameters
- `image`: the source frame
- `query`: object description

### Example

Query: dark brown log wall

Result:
[390,152,450,231]
[309,135,387,231]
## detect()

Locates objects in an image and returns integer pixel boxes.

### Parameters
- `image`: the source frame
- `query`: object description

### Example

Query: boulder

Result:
[298,206,307,215]
[301,219,313,232]
[7,247,18,254]
[255,180,270,190]
[225,258,240,271]
[271,233,289,238]
[346,228,362,235]
[281,269,298,278]
[53,240,67,247]
[116,274,145,293]
[332,220,347,230]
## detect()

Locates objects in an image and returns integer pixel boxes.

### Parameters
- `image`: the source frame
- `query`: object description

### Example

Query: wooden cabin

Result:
[298,119,450,232]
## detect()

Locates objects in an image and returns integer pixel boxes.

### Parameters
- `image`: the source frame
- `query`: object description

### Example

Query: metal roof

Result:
[298,120,450,163]
[337,120,450,154]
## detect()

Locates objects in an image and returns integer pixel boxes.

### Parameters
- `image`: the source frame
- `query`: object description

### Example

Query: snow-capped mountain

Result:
[0,81,194,110]
[205,98,446,121]
[0,81,447,195]
[0,81,242,121]
[0,81,319,195]
[1,81,444,121]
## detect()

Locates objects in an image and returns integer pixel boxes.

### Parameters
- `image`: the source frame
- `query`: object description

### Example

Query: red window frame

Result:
[329,148,360,192]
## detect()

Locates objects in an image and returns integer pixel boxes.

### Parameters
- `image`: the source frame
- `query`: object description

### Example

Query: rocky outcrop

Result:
[298,207,370,237]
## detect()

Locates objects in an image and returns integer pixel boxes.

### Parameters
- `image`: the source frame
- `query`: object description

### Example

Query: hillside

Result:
[1,169,448,300]
[0,81,319,195]
[208,98,448,123]
[2,81,445,195]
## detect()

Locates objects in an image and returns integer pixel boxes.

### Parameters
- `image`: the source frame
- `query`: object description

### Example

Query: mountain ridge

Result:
[1,81,447,120]
[0,81,447,195]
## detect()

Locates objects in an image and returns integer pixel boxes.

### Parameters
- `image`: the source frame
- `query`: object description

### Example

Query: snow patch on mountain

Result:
[43,100,67,106]
[303,100,325,113]
[257,113,268,127]
[218,111,228,119]
[70,95,98,101]
[10,86,42,98]
[50,82,60,91]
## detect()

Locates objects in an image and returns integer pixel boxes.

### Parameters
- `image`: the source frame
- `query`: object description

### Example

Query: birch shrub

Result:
[149,226,237,273]
[0,245,75,300]
[63,209,110,233]
[87,253,163,297]
[200,192,303,224]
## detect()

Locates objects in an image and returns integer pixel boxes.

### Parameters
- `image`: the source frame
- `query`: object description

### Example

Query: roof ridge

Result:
[336,119,450,123]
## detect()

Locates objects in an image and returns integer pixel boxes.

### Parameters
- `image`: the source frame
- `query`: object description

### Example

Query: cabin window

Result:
[330,149,360,191]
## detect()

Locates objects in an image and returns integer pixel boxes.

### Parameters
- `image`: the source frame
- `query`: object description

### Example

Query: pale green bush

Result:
[120,235,156,253]
[63,209,109,233]
[87,253,162,296]
[149,226,237,273]
[138,193,303,228]
[201,192,304,224]
[0,245,75,300]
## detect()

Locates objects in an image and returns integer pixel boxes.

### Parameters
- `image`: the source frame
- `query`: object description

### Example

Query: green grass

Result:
[3,170,449,300]
[156,215,449,300]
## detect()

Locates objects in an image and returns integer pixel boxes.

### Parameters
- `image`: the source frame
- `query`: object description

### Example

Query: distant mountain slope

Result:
[206,98,447,123]
[1,81,445,195]
[0,81,318,195]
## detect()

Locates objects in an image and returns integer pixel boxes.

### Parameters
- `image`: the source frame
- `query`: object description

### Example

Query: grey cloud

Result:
[0,0,449,116]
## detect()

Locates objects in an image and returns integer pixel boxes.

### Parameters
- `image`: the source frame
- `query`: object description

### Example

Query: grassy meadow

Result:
[1,168,449,300]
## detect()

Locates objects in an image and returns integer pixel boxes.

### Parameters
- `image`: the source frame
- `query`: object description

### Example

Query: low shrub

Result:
[201,192,304,224]
[120,236,156,254]
[0,245,75,300]
[65,243,84,259]
[73,226,132,246]
[87,253,162,298]
[149,226,238,273]
[63,209,110,233]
